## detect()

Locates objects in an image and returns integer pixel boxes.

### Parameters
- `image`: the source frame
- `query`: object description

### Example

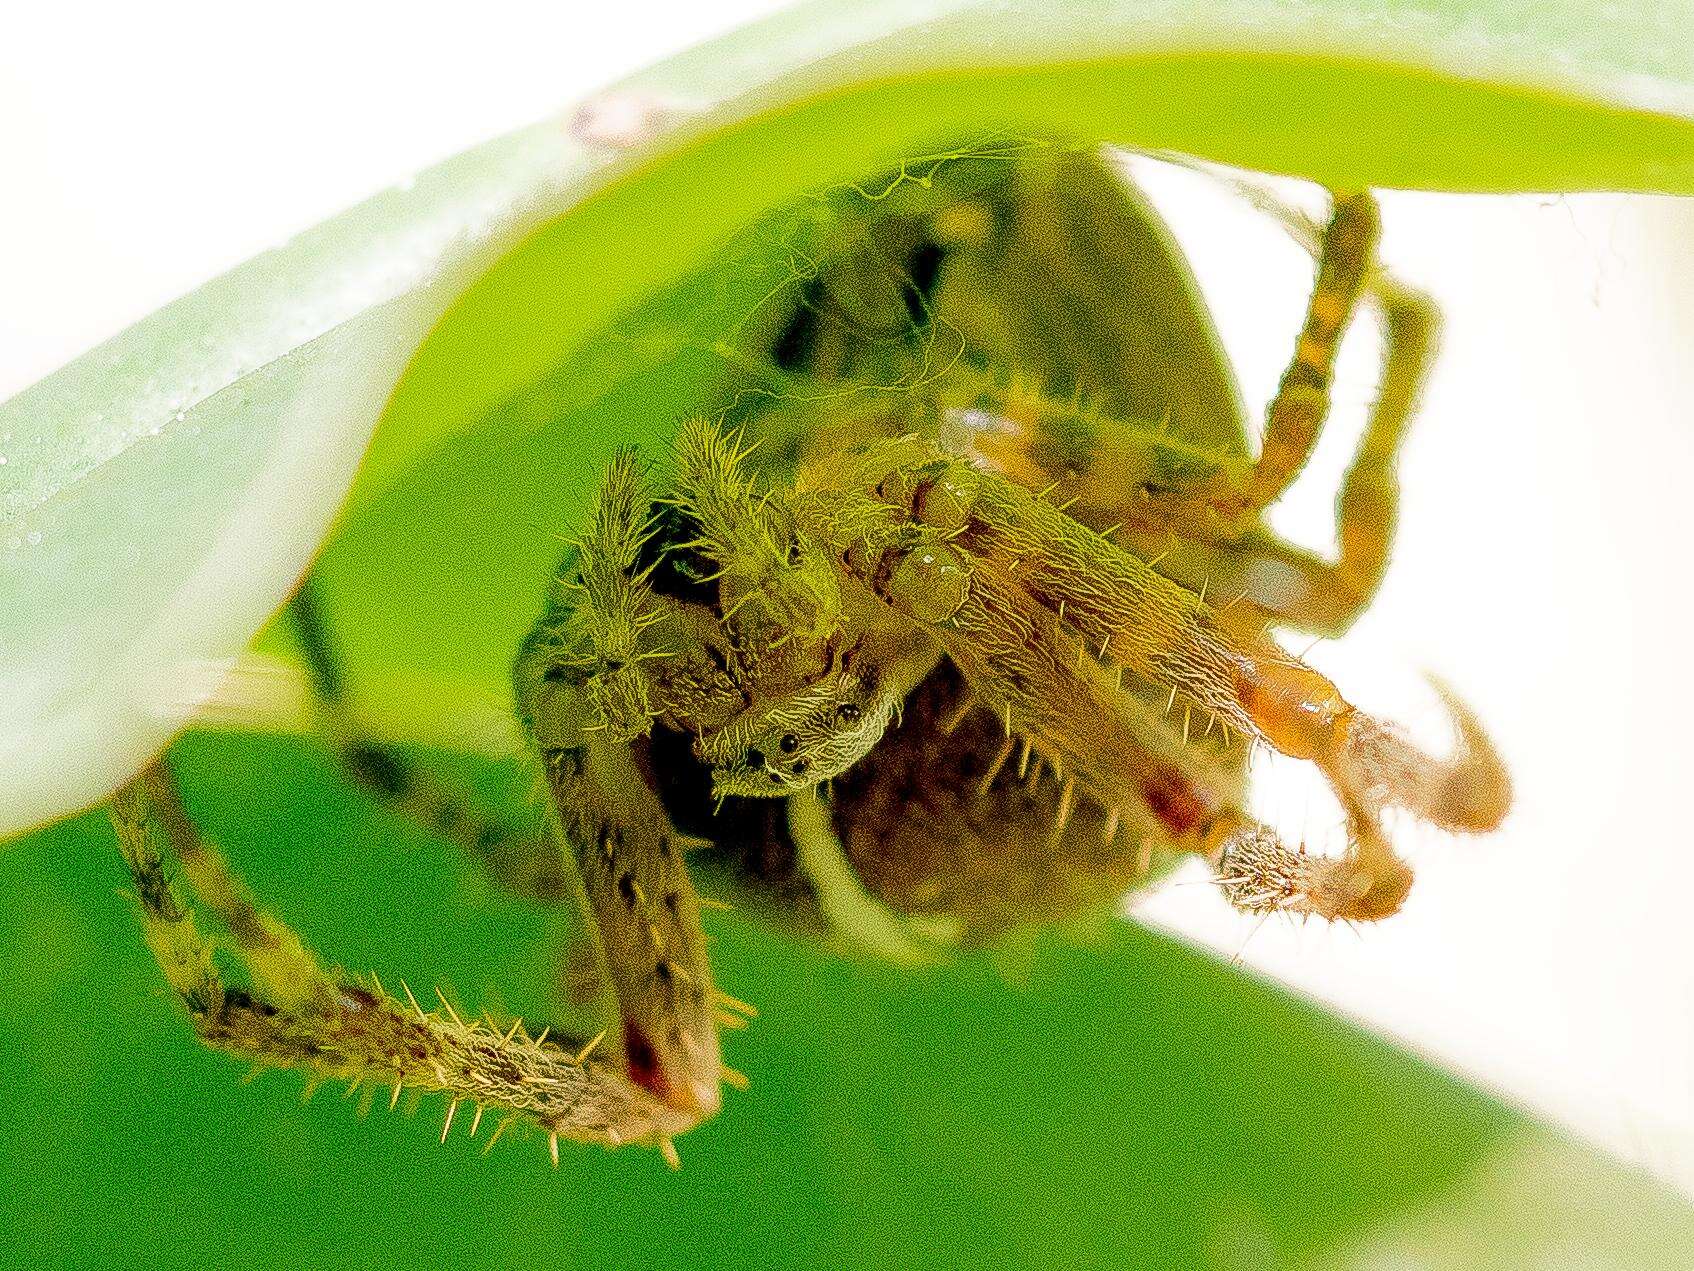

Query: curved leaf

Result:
[3,2,1693,1263]
[6,0,1694,834]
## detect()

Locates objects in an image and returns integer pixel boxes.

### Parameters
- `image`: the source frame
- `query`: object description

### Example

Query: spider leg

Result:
[1149,188,1442,637]
[828,525,1371,923]
[800,441,1508,921]
[1213,269,1439,635]
[513,453,729,1123]
[523,737,725,1119]
[1244,190,1382,509]
[668,417,844,646]
[109,758,695,1154]
[959,189,1373,527]
[958,187,1436,639]
[286,578,574,902]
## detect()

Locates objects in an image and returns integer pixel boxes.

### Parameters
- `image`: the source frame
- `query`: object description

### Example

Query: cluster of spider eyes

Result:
[742,703,864,780]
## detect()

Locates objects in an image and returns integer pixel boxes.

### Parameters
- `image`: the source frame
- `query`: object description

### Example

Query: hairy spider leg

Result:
[514,450,727,1127]
[956,190,1375,533]
[667,417,844,649]
[798,438,1509,921]
[957,185,1437,638]
[109,759,696,1158]
[531,742,724,1119]
[803,485,1360,920]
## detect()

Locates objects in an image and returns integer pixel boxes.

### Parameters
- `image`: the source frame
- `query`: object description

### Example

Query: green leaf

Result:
[7,0,1694,834]
[3,1,1693,1264]
[3,732,1692,1269]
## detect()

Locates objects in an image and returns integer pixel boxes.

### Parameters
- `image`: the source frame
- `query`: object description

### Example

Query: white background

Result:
[6,0,1694,1193]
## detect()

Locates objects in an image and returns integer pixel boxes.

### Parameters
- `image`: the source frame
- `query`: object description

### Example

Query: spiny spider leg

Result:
[958,186,1437,637]
[1174,176,1443,634]
[833,513,1378,920]
[514,448,726,1123]
[960,191,1375,538]
[798,437,1509,920]
[531,740,724,1119]
[109,758,696,1160]
[666,417,844,647]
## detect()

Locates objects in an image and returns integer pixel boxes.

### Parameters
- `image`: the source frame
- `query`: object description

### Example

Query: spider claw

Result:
[1421,674,1512,833]
[1332,675,1512,834]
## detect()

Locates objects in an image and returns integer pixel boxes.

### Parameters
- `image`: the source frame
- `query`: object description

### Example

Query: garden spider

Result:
[110,142,1509,1167]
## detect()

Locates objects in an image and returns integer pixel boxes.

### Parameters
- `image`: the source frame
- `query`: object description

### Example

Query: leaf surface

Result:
[3,3,1692,1262]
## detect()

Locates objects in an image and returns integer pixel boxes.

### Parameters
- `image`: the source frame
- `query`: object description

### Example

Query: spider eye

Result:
[835,704,861,725]
[745,748,766,769]
[779,733,799,753]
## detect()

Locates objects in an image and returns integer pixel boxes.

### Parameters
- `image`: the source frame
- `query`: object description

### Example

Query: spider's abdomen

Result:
[825,663,1181,938]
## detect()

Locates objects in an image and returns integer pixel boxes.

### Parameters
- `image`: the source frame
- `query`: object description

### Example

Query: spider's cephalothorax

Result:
[111,143,1510,1165]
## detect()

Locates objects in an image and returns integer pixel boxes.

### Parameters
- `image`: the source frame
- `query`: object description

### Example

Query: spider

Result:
[108,142,1510,1168]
